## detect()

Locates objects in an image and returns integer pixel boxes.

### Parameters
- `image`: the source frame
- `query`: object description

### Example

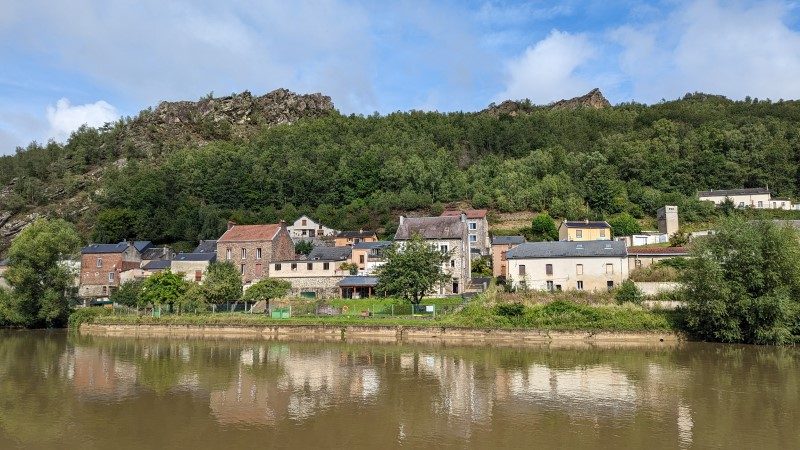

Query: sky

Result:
[2,0,800,154]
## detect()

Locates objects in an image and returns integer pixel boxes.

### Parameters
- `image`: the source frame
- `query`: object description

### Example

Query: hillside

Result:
[2,90,800,252]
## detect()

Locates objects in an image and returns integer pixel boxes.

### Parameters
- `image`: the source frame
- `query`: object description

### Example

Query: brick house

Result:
[78,242,143,299]
[441,209,490,255]
[216,222,294,284]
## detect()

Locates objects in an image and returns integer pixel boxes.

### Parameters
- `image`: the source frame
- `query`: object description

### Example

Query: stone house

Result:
[333,230,378,247]
[287,215,338,239]
[627,246,688,272]
[558,220,612,241]
[351,241,391,274]
[140,246,175,265]
[394,214,470,296]
[698,187,792,209]
[441,209,490,255]
[216,222,294,285]
[78,242,143,299]
[171,252,217,283]
[490,235,525,278]
[268,258,350,298]
[506,241,628,292]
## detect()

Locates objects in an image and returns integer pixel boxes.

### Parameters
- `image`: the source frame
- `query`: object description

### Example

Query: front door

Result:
[452,279,459,294]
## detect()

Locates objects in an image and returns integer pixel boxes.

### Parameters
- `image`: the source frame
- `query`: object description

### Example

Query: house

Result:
[193,240,217,255]
[268,258,351,298]
[0,258,8,289]
[333,230,378,247]
[490,235,526,278]
[216,221,295,284]
[558,220,612,241]
[78,242,143,299]
[338,276,380,299]
[307,246,353,264]
[172,252,217,283]
[441,209,490,255]
[140,246,174,265]
[394,215,470,296]
[287,215,338,239]
[505,240,628,292]
[351,241,391,274]
[627,246,689,272]
[698,187,792,209]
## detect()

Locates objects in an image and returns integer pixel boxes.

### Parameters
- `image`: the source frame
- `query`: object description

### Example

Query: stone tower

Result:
[657,206,679,236]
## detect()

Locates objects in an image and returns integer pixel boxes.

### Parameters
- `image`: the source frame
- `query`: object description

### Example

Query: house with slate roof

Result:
[395,214,470,296]
[441,209,490,255]
[351,241,391,274]
[698,187,793,210]
[216,221,294,284]
[78,242,143,299]
[171,252,217,283]
[558,220,612,242]
[490,235,526,278]
[333,230,378,247]
[505,240,628,292]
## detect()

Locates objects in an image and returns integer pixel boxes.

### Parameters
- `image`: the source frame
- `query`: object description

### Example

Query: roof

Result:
[173,252,216,262]
[217,224,282,242]
[506,240,627,259]
[395,216,465,240]
[141,247,171,260]
[336,230,377,238]
[627,246,689,256]
[492,235,526,245]
[441,209,488,219]
[337,276,379,287]
[352,241,392,250]
[698,187,770,197]
[133,241,152,253]
[81,242,129,254]
[308,246,352,261]
[193,240,217,254]
[560,220,611,229]
[142,260,171,270]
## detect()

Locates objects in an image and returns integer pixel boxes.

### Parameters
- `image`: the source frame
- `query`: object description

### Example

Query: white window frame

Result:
[469,222,477,230]
[226,248,232,260]
[469,234,477,243]
[576,264,583,275]
[576,280,584,290]
[606,263,614,275]
[108,272,114,282]
[241,248,247,259]
[96,258,103,268]
[256,248,262,260]
[576,229,583,238]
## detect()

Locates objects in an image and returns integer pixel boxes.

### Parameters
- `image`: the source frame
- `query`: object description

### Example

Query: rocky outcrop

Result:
[483,88,611,116]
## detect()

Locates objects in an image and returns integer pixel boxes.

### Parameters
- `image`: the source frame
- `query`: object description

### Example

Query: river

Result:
[0,330,797,449]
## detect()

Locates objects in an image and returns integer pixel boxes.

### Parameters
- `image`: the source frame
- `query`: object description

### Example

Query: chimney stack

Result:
[584,218,588,224]
[227,220,236,230]
[399,215,405,226]
[460,212,467,223]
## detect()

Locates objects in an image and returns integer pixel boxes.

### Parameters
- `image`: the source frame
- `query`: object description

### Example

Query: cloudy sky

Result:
[1,0,800,154]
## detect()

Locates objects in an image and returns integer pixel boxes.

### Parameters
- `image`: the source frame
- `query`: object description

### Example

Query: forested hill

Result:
[2,89,800,252]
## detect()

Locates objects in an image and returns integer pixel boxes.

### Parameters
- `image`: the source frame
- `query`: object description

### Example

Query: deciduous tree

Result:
[375,234,450,304]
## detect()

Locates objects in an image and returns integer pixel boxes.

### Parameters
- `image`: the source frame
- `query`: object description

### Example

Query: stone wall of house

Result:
[271,228,295,261]
[171,260,212,283]
[468,218,490,256]
[271,275,345,299]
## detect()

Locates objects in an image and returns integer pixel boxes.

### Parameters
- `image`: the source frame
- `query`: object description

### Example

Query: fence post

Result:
[391,304,394,317]
[433,305,436,318]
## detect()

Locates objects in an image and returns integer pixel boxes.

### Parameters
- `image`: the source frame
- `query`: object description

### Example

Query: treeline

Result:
[3,93,800,247]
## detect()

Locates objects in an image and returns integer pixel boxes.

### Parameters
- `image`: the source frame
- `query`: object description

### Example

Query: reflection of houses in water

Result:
[62,347,137,400]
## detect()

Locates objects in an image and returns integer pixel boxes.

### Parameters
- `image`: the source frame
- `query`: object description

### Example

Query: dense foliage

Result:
[530,213,559,241]
[4,94,800,246]
[682,219,800,345]
[242,278,292,303]
[376,235,451,304]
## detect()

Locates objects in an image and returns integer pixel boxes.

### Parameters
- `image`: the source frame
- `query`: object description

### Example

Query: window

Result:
[500,250,507,260]
[469,234,477,242]
[576,264,583,275]
[195,270,202,282]
[301,219,307,226]
[241,248,247,259]
[738,202,745,207]
[240,264,245,275]
[546,280,554,291]
[307,263,313,270]
[555,284,562,291]
[607,280,614,291]
[469,222,477,230]
[291,263,297,271]
[545,264,553,275]
[577,281,584,290]
[256,248,262,259]
[600,229,606,237]
[226,248,232,260]
[758,201,763,208]
[275,263,282,271]
[440,244,449,253]
[96,258,103,268]
[359,255,365,264]
[576,229,583,238]
[108,272,115,282]
[323,262,330,270]
[635,259,642,269]
[606,263,614,274]
[519,264,526,276]
[450,259,455,268]
[102,286,107,295]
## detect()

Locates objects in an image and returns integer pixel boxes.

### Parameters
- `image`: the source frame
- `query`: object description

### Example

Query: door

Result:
[452,279,459,294]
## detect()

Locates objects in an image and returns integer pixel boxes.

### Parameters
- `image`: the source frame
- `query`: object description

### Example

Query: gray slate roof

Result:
[81,242,129,254]
[173,252,216,262]
[142,260,171,270]
[308,246,352,261]
[698,187,770,197]
[352,241,392,250]
[133,241,152,253]
[337,276,379,287]
[193,240,217,254]
[561,220,610,229]
[492,235,526,245]
[336,230,376,238]
[141,247,172,260]
[506,240,627,259]
[395,216,465,240]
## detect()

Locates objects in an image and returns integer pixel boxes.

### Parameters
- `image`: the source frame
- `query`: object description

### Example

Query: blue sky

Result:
[2,0,800,154]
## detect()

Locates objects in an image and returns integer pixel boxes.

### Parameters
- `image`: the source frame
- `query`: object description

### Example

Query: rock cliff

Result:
[483,88,611,116]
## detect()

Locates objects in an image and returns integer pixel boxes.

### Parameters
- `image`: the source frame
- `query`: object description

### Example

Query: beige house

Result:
[490,235,525,278]
[505,241,628,292]
[698,187,792,209]
[171,253,216,283]
[441,209,490,255]
[217,221,295,284]
[269,259,350,298]
[394,214,470,296]
[333,230,378,247]
[351,241,391,274]
[627,246,688,272]
[558,220,611,241]
[287,215,338,238]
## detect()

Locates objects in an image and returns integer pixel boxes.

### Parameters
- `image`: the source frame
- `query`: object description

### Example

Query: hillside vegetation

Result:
[2,91,800,250]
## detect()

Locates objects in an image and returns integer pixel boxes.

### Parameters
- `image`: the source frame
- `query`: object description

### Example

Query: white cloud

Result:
[46,98,119,141]
[495,29,597,103]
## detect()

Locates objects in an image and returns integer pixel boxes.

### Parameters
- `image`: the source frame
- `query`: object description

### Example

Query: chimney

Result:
[399,215,405,226]
[460,212,467,223]
[279,220,286,229]
[359,228,363,234]
[584,218,588,224]
[227,220,236,230]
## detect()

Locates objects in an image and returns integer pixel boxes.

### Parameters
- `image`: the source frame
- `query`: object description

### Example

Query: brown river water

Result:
[0,330,798,449]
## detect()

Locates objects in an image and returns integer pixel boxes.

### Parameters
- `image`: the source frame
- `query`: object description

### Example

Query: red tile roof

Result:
[627,246,689,255]
[441,209,488,219]
[218,224,282,242]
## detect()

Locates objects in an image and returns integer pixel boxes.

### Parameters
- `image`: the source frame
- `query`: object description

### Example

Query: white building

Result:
[505,241,628,292]
[287,215,339,239]
[698,188,792,210]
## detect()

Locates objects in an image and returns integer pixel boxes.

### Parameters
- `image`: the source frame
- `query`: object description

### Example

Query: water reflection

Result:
[0,331,798,449]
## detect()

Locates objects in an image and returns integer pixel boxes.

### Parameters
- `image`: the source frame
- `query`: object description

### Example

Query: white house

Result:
[505,241,628,292]
[698,188,792,210]
[287,215,339,239]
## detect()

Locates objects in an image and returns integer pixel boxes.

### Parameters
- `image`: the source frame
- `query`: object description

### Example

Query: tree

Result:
[608,213,641,237]
[140,270,188,311]
[471,256,492,277]
[242,278,291,304]
[4,219,81,327]
[294,240,314,256]
[669,229,689,247]
[111,279,143,309]
[615,280,643,305]
[92,208,136,243]
[682,219,800,345]
[375,234,450,304]
[203,262,242,309]
[530,213,558,241]
[178,283,209,314]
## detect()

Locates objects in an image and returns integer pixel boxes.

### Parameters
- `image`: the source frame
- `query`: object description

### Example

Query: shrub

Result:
[68,307,113,330]
[494,302,525,317]
[615,280,644,305]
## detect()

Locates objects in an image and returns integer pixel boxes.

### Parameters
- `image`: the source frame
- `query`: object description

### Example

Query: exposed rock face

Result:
[551,88,611,110]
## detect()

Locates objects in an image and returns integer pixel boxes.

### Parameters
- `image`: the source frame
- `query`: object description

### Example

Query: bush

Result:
[68,307,113,330]
[494,302,525,317]
[615,280,644,305]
